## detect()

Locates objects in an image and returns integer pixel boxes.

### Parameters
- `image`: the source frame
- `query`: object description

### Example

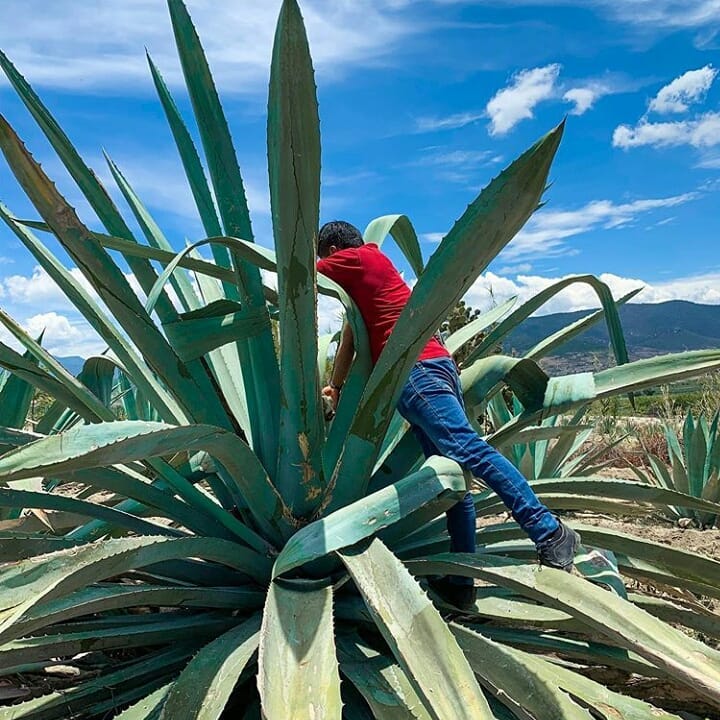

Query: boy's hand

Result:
[321,385,339,420]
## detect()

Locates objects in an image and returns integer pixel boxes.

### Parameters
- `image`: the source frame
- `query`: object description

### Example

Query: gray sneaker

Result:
[536,521,580,572]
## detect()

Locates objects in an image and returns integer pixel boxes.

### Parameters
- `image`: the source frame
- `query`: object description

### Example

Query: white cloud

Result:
[465,270,720,316]
[3,266,96,308]
[648,65,718,114]
[486,64,561,136]
[0,311,105,358]
[415,112,484,133]
[0,0,413,93]
[563,81,619,115]
[497,263,533,275]
[503,192,697,261]
[613,112,720,149]
[421,232,445,244]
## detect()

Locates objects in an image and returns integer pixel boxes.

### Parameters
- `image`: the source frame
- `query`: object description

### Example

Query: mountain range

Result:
[503,300,720,373]
[56,301,720,377]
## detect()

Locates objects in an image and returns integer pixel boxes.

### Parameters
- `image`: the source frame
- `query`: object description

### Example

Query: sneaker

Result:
[536,521,581,572]
[428,577,477,611]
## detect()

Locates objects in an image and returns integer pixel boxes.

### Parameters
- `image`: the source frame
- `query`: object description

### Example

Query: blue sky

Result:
[0,0,719,355]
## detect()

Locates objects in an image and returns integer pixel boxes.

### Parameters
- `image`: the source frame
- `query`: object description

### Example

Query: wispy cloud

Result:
[486,64,561,136]
[502,192,698,261]
[0,0,415,93]
[410,148,502,183]
[414,112,484,133]
[649,65,718,114]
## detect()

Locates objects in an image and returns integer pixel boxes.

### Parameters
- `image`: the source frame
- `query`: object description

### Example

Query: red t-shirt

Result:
[317,243,449,366]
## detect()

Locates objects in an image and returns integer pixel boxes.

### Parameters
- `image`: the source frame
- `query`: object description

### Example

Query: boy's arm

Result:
[322,322,354,412]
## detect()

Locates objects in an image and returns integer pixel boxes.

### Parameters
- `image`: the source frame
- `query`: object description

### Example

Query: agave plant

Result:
[633,409,720,528]
[2,1,720,719]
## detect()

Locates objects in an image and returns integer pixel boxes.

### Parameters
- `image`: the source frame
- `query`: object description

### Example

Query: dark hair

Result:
[317,220,363,258]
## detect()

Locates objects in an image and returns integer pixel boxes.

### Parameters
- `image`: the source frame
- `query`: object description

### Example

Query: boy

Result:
[317,221,579,609]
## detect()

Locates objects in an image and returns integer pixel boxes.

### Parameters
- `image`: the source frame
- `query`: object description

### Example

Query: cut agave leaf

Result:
[339,538,493,720]
[258,583,341,720]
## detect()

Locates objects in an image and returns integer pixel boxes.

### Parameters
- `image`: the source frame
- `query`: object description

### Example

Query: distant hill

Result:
[58,356,85,376]
[503,300,720,373]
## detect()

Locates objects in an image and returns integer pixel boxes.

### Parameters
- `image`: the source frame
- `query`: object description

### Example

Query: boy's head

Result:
[317,220,364,259]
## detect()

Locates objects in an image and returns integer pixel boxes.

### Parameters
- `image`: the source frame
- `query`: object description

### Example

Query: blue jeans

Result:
[397,357,559,583]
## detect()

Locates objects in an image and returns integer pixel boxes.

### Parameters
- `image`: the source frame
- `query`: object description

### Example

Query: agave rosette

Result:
[0,2,719,718]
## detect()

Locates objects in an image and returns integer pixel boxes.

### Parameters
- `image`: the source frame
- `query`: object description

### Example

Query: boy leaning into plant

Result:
[317,220,580,610]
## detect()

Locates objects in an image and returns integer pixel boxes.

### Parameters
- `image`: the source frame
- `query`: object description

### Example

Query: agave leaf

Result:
[0,346,38,430]
[631,593,720,643]
[450,624,593,720]
[0,208,187,424]
[327,123,564,513]
[117,684,172,720]
[163,303,272,362]
[146,54,225,262]
[0,50,178,322]
[490,350,720,447]
[0,118,232,430]
[0,615,234,672]
[363,215,424,279]
[258,584,341,720]
[0,647,185,720]
[18,585,263,639]
[0,536,270,645]
[454,626,683,720]
[317,331,339,385]
[109,121,251,438]
[45,465,229,539]
[461,355,550,414]
[444,296,517,358]
[273,456,465,578]
[457,587,580,629]
[525,288,642,361]
[0,534,80,561]
[687,413,708,499]
[184,262,251,434]
[268,0,324,514]
[167,0,281,471]
[0,338,109,425]
[474,477,720,517]
[105,154,200,313]
[466,275,630,368]
[407,552,720,705]
[161,614,262,720]
[337,635,432,720]
[339,538,493,719]
[0,487,186,538]
[0,421,288,545]
[568,524,720,599]
[470,523,720,600]
[469,625,652,675]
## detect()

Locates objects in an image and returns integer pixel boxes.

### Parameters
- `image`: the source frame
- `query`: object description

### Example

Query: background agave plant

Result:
[633,409,720,528]
[1,1,720,718]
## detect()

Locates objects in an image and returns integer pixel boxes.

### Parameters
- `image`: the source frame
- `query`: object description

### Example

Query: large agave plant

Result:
[1,2,720,718]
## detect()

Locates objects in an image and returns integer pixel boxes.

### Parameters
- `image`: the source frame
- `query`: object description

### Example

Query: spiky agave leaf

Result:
[1,0,720,718]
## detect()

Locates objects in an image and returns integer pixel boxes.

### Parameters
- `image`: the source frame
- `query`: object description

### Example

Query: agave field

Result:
[1,1,720,718]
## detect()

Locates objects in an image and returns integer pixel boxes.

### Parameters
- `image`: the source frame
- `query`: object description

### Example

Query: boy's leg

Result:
[409,424,476,569]
[399,358,561,546]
